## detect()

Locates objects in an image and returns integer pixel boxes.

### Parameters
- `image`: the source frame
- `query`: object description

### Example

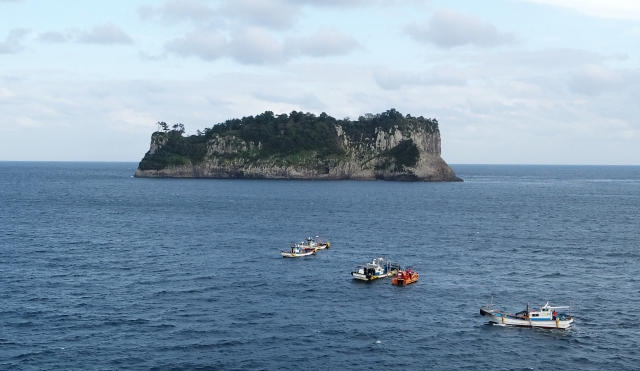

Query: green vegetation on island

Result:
[138,109,439,171]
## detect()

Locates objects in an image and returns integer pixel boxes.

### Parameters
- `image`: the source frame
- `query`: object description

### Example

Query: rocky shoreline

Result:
[135,130,461,182]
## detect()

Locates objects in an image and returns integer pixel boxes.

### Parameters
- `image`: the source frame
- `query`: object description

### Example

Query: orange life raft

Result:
[392,267,418,285]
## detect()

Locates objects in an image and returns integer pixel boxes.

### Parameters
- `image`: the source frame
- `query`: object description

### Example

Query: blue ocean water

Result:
[1,162,639,370]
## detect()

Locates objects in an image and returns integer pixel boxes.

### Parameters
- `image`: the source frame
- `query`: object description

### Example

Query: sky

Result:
[0,0,639,164]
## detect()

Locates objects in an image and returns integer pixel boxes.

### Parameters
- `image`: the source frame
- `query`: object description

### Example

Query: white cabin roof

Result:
[541,302,570,310]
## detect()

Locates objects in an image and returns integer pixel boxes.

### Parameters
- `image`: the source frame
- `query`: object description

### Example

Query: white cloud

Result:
[455,48,605,71]
[37,31,70,43]
[374,67,468,90]
[138,0,217,24]
[108,109,158,132]
[373,68,422,90]
[405,8,518,49]
[0,29,29,54]
[138,0,394,29]
[35,26,132,45]
[284,0,379,6]
[220,0,301,30]
[567,64,627,96]
[77,23,133,45]
[0,88,14,100]
[165,27,285,64]
[138,51,168,61]
[520,0,640,21]
[165,29,227,61]
[228,27,286,64]
[252,91,326,110]
[285,29,360,57]
[165,27,360,64]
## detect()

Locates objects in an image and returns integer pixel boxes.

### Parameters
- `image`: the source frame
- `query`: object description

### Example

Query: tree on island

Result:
[172,123,185,134]
[157,121,169,132]
[140,109,439,171]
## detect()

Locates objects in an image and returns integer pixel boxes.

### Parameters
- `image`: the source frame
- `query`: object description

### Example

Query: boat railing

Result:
[482,296,494,311]
[386,263,401,271]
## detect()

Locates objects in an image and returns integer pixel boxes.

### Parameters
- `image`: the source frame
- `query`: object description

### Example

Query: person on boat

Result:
[553,310,557,320]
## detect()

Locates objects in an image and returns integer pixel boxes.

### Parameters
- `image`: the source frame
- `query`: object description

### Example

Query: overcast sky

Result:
[1,0,639,164]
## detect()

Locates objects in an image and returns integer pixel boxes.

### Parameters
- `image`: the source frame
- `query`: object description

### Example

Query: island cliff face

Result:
[134,109,462,182]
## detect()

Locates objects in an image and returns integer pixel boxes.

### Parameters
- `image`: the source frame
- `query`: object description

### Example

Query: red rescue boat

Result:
[392,267,418,285]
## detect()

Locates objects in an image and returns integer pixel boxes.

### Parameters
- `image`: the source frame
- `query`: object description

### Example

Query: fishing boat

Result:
[392,267,419,285]
[480,298,574,329]
[281,245,317,258]
[296,236,330,250]
[315,236,330,250]
[351,258,401,281]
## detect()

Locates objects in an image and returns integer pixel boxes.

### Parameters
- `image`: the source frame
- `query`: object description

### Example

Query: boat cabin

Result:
[351,258,401,280]
[297,237,318,248]
[354,259,385,275]
[365,261,382,274]
[520,302,569,320]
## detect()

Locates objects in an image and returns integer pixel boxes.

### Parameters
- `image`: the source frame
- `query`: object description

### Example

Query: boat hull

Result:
[393,277,418,285]
[351,269,399,281]
[281,250,316,258]
[481,310,573,329]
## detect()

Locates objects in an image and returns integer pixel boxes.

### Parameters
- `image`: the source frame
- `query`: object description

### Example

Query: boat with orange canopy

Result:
[392,267,418,285]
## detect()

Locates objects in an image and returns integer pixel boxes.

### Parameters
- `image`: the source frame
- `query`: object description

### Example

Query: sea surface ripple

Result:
[1,163,639,370]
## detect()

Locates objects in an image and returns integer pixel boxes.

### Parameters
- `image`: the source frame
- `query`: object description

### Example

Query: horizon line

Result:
[1,161,639,167]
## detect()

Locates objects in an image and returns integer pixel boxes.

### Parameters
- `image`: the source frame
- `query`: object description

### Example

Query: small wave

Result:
[540,272,567,278]
[12,349,55,360]
[150,323,176,329]
[100,318,150,327]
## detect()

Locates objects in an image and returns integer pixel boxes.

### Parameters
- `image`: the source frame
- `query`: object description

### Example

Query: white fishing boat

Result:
[480,298,574,329]
[281,245,317,258]
[315,236,330,250]
[351,258,401,281]
[295,236,330,250]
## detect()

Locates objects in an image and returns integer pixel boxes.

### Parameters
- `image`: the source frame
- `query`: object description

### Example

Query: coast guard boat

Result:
[351,258,401,281]
[480,298,574,329]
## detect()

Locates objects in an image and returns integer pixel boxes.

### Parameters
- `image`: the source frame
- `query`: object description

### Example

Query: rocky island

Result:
[134,109,462,182]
